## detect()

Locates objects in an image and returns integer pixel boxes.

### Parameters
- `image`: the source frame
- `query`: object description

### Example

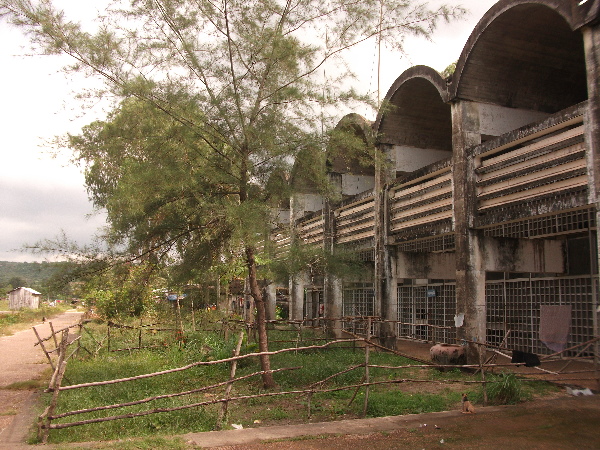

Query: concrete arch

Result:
[373,66,452,178]
[328,113,374,176]
[450,0,588,113]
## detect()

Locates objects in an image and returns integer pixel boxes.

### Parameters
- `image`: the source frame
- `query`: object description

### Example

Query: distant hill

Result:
[0,261,63,290]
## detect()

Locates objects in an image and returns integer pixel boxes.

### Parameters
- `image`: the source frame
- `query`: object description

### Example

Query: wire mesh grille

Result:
[485,276,598,356]
[342,283,375,334]
[396,282,457,343]
[482,207,595,239]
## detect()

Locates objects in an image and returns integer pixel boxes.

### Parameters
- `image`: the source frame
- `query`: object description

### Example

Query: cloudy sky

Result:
[0,0,498,262]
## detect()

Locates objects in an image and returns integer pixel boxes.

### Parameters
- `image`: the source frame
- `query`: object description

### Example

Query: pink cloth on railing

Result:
[540,305,571,353]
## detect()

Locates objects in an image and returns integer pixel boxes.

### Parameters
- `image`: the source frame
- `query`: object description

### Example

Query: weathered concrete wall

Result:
[478,103,550,137]
[265,283,277,321]
[392,145,451,173]
[582,22,600,361]
[341,174,375,196]
[324,273,343,338]
[290,193,324,219]
[395,251,456,280]
[289,271,308,321]
[482,237,565,273]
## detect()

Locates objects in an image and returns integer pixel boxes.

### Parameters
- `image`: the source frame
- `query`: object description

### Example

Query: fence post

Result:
[216,331,245,430]
[38,330,69,443]
[138,317,143,350]
[49,322,59,350]
[107,323,111,352]
[32,326,56,372]
[363,317,371,417]
[479,347,488,406]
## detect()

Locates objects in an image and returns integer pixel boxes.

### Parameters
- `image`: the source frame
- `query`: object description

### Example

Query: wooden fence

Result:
[32,316,600,443]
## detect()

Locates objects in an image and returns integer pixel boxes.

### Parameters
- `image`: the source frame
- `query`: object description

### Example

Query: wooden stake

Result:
[216,331,244,430]
[32,326,55,372]
[49,322,58,351]
[363,317,371,417]
[39,330,69,443]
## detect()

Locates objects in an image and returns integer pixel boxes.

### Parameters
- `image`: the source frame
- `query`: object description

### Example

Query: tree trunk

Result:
[245,246,276,389]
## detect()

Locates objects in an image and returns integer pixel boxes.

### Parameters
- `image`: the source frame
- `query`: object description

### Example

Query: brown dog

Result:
[461,393,476,414]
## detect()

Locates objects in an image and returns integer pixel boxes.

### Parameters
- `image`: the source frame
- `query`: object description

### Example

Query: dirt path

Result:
[0,310,83,448]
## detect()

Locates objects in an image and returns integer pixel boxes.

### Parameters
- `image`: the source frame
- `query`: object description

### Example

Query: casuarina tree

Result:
[1,0,464,388]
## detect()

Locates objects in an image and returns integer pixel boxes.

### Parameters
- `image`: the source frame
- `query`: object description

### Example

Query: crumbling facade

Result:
[278,0,600,363]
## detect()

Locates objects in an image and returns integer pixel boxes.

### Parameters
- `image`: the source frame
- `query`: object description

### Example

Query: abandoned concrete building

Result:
[270,0,600,363]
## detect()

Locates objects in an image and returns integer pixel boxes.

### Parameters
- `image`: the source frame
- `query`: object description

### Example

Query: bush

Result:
[484,372,524,405]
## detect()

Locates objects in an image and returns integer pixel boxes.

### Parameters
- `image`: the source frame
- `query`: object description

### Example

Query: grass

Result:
[0,302,71,336]
[36,313,561,444]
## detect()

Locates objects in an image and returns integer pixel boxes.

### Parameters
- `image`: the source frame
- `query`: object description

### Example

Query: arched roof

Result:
[449,0,589,112]
[374,66,451,151]
[328,113,374,175]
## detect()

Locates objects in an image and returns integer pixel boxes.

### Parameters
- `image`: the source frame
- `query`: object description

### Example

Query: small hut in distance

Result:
[8,287,41,310]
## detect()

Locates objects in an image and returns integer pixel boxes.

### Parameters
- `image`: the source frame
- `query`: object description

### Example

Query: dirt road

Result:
[0,310,83,447]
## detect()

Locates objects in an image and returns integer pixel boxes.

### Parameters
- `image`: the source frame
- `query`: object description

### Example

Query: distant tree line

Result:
[0,261,75,299]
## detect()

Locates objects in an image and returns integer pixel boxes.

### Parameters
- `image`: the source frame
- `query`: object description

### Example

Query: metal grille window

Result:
[396,282,456,344]
[485,276,597,356]
[483,207,595,239]
[342,283,374,334]
[395,234,455,253]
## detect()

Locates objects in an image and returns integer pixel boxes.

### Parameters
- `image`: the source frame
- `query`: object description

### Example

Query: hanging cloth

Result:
[540,305,571,353]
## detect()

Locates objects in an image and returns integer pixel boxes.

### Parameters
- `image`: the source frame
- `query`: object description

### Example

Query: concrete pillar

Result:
[582,23,600,372]
[265,283,277,321]
[374,144,398,348]
[289,272,307,321]
[451,100,486,364]
[324,273,343,338]
[323,181,343,337]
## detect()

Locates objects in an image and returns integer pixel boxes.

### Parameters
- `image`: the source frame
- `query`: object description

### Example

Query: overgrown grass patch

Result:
[39,316,561,444]
[0,304,70,336]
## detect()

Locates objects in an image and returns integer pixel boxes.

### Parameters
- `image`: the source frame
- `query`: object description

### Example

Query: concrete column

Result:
[265,283,277,321]
[324,273,343,338]
[289,272,307,321]
[323,178,343,337]
[451,100,486,364]
[374,144,398,347]
[582,23,600,373]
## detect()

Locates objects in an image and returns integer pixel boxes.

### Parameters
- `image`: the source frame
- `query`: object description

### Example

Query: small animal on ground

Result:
[461,393,476,414]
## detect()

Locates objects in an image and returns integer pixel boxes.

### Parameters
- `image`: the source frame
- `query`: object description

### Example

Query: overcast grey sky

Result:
[0,0,498,262]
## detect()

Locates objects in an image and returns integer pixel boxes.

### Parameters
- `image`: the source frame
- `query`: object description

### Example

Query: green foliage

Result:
[268,239,368,285]
[441,60,457,78]
[82,263,159,320]
[40,317,562,444]
[0,260,73,296]
[3,0,466,394]
[481,372,524,405]
[365,390,458,417]
[1,0,465,284]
